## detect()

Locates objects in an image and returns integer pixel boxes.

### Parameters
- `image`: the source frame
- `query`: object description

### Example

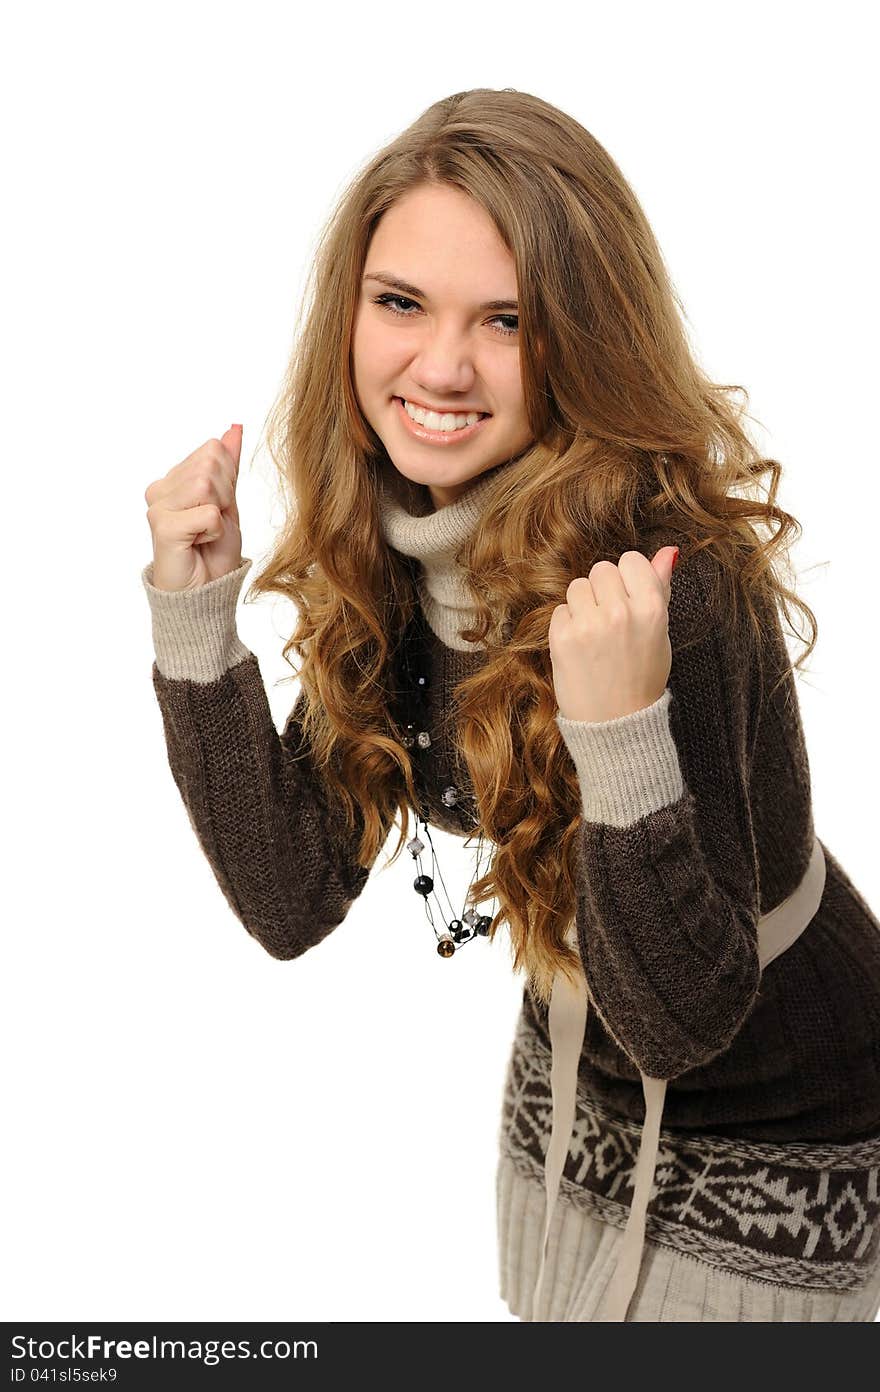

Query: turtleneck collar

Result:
[377,461,503,651]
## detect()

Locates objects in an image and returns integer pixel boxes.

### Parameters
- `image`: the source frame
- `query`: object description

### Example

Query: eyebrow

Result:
[362,271,518,313]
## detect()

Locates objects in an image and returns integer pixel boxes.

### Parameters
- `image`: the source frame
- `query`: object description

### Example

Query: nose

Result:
[409,328,480,397]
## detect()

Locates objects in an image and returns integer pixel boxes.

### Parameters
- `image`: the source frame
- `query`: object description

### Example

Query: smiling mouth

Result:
[392,395,492,443]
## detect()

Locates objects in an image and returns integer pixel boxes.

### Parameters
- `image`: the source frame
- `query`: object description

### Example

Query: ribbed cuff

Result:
[140,557,255,683]
[555,687,684,827]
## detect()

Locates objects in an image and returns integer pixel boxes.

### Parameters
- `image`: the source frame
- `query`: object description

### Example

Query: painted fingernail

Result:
[671,547,680,571]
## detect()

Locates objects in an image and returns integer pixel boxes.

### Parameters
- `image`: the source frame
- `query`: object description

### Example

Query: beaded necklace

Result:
[392,602,496,957]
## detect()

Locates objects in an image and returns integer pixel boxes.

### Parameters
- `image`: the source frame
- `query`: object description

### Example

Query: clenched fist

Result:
[144,424,244,592]
[549,546,680,724]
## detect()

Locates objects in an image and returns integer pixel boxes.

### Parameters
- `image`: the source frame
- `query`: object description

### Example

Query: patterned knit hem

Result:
[496,1155,880,1322]
[500,1017,880,1293]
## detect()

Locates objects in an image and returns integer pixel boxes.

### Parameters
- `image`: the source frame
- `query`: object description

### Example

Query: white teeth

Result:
[402,399,484,432]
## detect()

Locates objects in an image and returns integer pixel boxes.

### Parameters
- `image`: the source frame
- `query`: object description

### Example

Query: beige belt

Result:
[530,832,827,1322]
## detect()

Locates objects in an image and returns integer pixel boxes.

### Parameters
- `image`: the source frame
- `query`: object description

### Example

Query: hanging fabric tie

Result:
[531,832,828,1322]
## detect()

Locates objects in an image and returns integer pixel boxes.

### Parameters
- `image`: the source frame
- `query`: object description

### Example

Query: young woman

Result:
[141,87,880,1321]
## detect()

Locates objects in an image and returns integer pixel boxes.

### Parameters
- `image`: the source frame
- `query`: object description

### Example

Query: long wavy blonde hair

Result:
[244,87,817,1006]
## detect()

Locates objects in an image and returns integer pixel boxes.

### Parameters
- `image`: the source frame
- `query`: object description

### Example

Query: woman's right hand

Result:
[144,424,244,592]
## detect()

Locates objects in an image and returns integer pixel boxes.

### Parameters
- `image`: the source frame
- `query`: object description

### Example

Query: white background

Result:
[3,0,878,1324]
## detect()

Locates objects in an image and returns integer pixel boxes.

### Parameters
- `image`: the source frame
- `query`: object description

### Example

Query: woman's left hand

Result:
[549,547,680,723]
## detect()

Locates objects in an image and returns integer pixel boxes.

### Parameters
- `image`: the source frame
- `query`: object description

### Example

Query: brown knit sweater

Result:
[140,490,880,1150]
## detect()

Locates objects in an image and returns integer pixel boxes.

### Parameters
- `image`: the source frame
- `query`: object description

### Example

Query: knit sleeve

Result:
[141,557,391,961]
[554,550,763,1080]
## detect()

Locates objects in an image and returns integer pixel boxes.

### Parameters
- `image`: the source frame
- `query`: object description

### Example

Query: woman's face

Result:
[352,182,534,510]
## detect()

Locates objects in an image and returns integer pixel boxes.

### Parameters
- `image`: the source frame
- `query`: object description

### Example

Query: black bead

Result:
[413,874,433,897]
[475,916,492,936]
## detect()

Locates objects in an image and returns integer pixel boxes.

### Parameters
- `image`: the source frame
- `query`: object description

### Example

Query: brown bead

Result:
[437,936,455,958]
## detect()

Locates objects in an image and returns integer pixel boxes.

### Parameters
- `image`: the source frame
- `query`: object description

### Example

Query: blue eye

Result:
[372,293,519,338]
